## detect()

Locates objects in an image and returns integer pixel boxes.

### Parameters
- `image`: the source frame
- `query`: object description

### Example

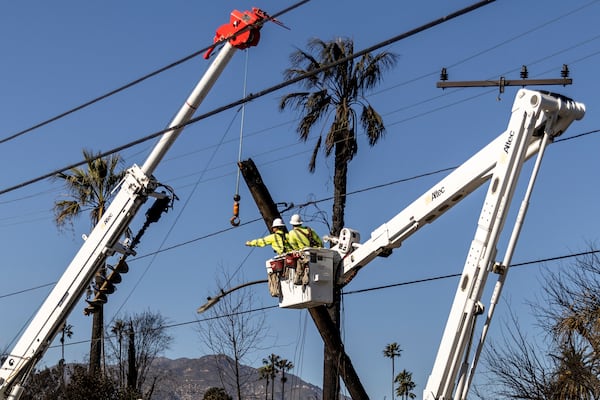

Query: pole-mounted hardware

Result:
[437,64,572,97]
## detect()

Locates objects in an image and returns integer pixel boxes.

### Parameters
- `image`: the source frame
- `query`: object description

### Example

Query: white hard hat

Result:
[290,214,302,226]
[272,218,285,228]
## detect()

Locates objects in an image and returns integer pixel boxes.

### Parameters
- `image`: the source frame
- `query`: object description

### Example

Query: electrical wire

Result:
[0,0,495,197]
[2,132,598,302]
[0,0,598,206]
[1,0,598,354]
[3,0,593,191]
[43,249,600,351]
[2,1,599,381]
[109,103,244,321]
[0,0,312,146]
[1,122,598,232]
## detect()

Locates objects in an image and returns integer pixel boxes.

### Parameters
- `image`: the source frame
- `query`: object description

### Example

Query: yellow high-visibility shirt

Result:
[246,230,292,255]
[288,226,323,250]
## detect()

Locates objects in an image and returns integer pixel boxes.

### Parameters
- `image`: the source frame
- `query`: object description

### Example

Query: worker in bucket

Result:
[245,218,292,255]
[287,214,323,250]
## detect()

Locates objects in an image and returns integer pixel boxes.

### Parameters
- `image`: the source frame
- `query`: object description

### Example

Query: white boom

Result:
[0,8,272,399]
[275,89,585,399]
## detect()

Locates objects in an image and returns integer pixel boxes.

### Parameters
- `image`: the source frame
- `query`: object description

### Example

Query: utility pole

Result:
[238,158,369,399]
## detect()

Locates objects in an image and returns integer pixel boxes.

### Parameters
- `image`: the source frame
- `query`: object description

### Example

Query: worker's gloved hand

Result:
[245,241,251,246]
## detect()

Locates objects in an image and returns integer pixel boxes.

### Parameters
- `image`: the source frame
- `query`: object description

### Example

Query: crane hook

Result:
[230,194,241,226]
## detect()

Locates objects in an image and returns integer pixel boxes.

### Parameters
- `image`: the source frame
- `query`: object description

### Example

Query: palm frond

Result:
[308,136,322,173]
[361,104,386,146]
[356,51,398,91]
[54,200,82,229]
[52,149,125,229]
[279,36,397,174]
[279,91,310,111]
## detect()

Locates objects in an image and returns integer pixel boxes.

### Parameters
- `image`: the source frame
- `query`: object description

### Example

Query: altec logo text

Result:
[431,186,445,201]
[503,130,515,154]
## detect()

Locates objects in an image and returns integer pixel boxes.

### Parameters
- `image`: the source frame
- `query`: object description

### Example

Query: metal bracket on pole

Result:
[437,65,572,97]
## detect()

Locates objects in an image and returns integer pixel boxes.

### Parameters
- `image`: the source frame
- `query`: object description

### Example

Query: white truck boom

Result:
[274,89,585,399]
[0,8,272,400]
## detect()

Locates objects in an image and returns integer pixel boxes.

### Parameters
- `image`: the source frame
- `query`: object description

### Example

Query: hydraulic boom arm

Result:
[330,89,584,399]
[0,8,271,400]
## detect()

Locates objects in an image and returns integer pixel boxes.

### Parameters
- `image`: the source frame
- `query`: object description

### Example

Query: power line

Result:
[343,250,600,296]
[2,136,598,302]
[2,0,597,203]
[1,123,598,230]
[7,0,598,208]
[0,282,55,300]
[2,1,598,370]
[2,0,597,344]
[47,304,280,351]
[0,0,495,197]
[45,249,600,351]
[0,0,311,146]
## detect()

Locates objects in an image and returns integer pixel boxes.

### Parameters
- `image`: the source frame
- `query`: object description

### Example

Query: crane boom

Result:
[274,89,585,399]
[0,8,271,399]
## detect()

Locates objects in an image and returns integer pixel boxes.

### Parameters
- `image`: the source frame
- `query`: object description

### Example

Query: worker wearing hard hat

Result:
[245,218,292,255]
[287,214,323,250]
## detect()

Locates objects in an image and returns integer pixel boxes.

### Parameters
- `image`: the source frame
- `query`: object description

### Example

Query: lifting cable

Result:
[230,50,249,226]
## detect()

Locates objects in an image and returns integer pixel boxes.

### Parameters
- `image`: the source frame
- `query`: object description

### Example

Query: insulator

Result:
[561,64,570,78]
[520,65,528,79]
[440,67,448,81]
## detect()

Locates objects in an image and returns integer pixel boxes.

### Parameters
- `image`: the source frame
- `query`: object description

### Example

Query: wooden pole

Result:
[238,158,369,399]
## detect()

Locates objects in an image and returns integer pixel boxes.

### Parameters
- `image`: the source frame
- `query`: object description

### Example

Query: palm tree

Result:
[548,340,600,399]
[277,358,294,400]
[280,37,397,238]
[59,323,73,387]
[280,37,397,399]
[258,364,273,400]
[383,342,402,400]
[263,353,280,400]
[53,149,125,375]
[110,319,127,389]
[395,369,416,400]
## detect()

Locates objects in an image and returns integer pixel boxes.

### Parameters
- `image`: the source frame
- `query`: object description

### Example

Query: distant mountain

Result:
[146,355,325,400]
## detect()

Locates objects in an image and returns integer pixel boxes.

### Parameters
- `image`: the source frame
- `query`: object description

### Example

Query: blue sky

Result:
[1,1,599,398]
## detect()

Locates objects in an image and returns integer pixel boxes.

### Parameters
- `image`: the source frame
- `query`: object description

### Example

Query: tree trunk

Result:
[323,141,350,400]
[89,287,103,375]
[265,379,269,400]
[331,143,349,239]
[271,369,276,400]
[391,360,395,400]
[234,354,242,400]
[127,321,138,390]
[309,307,369,400]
